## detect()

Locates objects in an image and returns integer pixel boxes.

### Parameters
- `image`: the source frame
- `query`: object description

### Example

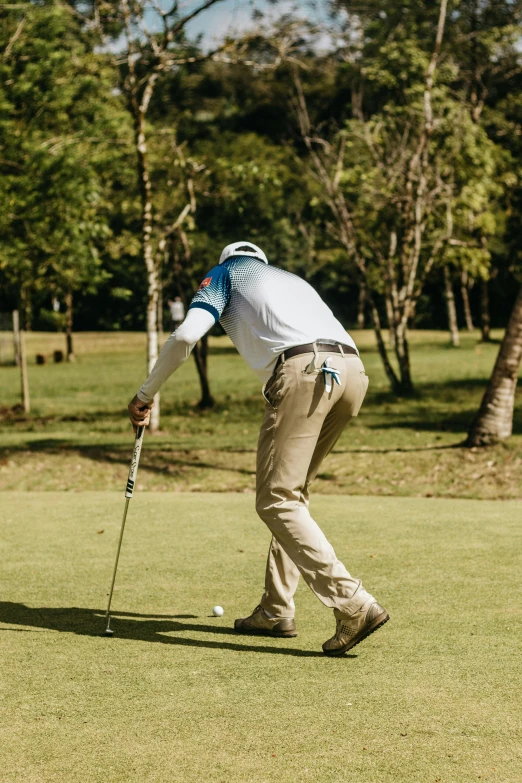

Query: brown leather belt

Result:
[276,341,358,369]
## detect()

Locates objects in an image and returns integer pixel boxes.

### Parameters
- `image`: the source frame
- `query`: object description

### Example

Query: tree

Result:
[0,2,118,351]
[443,264,460,347]
[121,24,305,409]
[290,0,521,392]
[96,0,226,430]
[166,126,308,405]
[293,0,451,393]
[467,284,522,445]
[460,270,474,331]
[38,149,111,361]
[445,0,522,342]
[144,127,212,408]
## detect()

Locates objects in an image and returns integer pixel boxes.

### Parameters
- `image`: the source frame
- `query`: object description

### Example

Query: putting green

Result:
[1,493,521,782]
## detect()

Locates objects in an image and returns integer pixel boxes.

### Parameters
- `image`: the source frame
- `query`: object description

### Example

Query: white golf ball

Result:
[212,605,224,617]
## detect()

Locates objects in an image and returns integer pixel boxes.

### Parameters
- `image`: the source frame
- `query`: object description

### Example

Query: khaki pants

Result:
[256,350,373,618]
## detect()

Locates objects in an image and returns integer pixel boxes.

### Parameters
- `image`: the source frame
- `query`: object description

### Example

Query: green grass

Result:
[1,492,521,782]
[1,329,521,497]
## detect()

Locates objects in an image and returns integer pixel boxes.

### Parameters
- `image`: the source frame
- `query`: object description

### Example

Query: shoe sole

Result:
[234,622,297,638]
[323,611,389,657]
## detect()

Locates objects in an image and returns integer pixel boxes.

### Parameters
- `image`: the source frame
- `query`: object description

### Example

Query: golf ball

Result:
[212,605,224,617]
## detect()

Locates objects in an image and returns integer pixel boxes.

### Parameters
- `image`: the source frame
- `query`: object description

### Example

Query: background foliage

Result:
[1,0,521,336]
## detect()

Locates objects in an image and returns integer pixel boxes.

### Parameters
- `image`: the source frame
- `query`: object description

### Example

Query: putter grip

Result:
[125,426,144,498]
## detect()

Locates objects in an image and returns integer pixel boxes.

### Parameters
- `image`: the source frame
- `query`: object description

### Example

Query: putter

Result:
[104,424,145,636]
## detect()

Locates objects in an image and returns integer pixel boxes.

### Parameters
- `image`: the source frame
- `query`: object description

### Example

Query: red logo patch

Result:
[198,277,212,290]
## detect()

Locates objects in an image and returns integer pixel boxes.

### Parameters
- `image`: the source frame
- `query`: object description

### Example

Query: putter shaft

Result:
[105,497,130,628]
[104,425,145,633]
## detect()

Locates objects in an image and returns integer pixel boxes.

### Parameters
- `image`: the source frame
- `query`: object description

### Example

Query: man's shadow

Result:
[0,602,355,658]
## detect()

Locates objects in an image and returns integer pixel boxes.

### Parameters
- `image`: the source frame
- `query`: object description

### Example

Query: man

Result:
[128,241,389,656]
[168,297,185,332]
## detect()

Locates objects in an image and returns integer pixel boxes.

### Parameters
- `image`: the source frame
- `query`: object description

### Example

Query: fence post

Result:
[19,328,30,413]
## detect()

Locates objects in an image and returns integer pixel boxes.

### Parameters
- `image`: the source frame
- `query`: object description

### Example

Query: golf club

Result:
[104,424,145,636]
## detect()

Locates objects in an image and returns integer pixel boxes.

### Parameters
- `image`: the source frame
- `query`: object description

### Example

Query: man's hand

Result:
[128,395,153,429]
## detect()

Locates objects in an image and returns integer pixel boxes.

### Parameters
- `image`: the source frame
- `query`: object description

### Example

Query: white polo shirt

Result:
[189,256,357,382]
[137,256,358,402]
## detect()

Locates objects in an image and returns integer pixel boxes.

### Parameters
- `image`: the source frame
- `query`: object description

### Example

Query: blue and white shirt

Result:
[189,256,358,383]
[137,255,359,402]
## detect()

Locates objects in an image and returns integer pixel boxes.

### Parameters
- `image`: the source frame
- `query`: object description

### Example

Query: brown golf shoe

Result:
[322,601,389,656]
[234,605,297,638]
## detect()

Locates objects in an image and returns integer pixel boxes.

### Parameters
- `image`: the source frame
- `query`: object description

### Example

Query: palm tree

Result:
[466,285,522,446]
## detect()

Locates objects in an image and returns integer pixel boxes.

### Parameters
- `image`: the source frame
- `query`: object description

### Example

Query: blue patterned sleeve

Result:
[188,265,231,322]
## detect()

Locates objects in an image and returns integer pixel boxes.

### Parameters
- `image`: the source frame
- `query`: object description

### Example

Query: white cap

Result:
[219,241,268,265]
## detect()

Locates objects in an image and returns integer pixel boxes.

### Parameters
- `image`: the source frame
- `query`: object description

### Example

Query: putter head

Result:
[104,615,114,636]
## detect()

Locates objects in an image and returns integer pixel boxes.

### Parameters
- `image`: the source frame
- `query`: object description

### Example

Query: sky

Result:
[169,0,329,49]
[185,0,267,45]
[104,1,333,57]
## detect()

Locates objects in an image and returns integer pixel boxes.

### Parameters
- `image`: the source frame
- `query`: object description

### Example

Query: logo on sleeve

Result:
[198,277,212,290]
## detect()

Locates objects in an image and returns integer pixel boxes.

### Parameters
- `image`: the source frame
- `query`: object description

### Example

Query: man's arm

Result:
[127,308,215,426]
[128,263,231,427]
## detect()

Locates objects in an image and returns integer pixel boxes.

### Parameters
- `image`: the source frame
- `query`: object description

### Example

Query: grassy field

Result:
[1,492,521,782]
[1,329,521,498]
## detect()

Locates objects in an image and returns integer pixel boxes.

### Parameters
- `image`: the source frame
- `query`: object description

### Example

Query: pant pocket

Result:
[262,381,276,408]
[262,367,285,408]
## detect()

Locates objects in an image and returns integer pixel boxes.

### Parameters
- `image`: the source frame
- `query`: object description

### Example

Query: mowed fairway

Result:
[1,493,521,783]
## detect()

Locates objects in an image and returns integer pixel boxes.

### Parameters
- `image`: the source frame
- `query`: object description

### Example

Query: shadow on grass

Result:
[367,414,474,433]
[0,602,343,659]
[368,412,521,436]
[332,442,464,455]
[1,397,264,426]
[1,440,258,477]
[2,437,474,465]
[0,408,126,426]
[0,438,470,469]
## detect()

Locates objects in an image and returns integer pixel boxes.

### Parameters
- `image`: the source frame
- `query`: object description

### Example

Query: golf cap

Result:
[219,241,268,265]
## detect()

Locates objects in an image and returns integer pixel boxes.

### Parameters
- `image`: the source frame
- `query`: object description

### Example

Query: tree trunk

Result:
[65,289,75,362]
[172,233,215,409]
[135,113,160,432]
[357,283,366,329]
[369,299,401,394]
[461,271,474,331]
[466,285,522,446]
[157,275,163,340]
[120,0,225,431]
[146,268,160,432]
[20,283,32,331]
[480,278,491,342]
[384,290,396,349]
[200,331,209,367]
[12,309,20,367]
[394,321,414,394]
[443,266,460,347]
[192,335,215,409]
